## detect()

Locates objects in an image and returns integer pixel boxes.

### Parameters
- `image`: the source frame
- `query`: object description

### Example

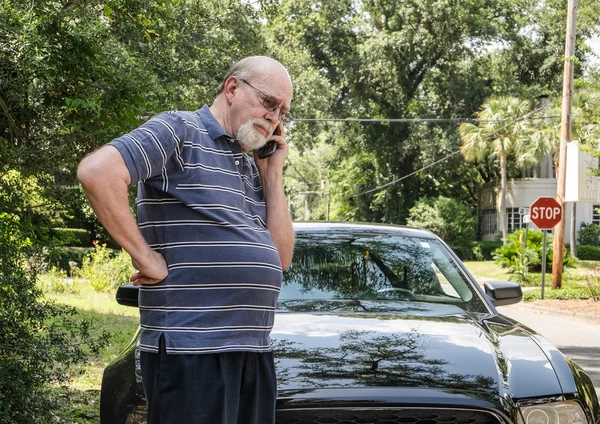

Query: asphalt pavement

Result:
[497,303,600,394]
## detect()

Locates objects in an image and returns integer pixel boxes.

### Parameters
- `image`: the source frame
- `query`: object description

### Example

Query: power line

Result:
[293,116,561,124]
[350,98,562,198]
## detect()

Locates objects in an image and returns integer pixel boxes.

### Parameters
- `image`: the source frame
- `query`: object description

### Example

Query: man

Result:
[77,56,294,424]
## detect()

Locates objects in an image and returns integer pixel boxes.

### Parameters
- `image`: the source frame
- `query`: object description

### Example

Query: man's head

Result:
[212,56,293,151]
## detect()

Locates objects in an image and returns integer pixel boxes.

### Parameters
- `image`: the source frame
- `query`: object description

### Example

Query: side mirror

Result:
[484,280,522,307]
[116,284,139,308]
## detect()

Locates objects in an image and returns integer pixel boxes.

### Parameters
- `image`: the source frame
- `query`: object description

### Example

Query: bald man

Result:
[78,56,294,424]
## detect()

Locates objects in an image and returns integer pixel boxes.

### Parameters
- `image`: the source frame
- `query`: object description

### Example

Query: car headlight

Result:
[519,401,588,424]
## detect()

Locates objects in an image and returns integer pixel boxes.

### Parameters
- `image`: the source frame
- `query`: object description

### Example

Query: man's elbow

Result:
[77,155,96,188]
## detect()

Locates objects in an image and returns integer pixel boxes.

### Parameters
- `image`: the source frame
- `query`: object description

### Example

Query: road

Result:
[497,304,600,394]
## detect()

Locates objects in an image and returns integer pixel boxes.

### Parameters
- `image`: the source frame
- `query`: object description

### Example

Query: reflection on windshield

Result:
[280,233,487,313]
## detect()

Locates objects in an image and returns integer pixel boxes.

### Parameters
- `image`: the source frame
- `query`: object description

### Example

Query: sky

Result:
[587,35,600,65]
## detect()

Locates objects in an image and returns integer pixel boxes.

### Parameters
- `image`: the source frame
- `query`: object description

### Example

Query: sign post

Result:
[529,197,563,299]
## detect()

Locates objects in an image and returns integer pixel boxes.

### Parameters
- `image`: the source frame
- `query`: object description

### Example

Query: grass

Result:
[462,260,511,281]
[38,276,139,423]
[463,259,600,290]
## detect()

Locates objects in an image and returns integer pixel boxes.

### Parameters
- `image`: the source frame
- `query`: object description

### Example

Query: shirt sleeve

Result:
[109,112,186,185]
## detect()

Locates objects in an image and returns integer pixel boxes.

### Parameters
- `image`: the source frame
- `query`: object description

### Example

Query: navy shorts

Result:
[140,336,277,424]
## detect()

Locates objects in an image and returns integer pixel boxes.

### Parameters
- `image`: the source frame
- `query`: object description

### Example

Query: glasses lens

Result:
[262,97,279,112]
[280,112,293,125]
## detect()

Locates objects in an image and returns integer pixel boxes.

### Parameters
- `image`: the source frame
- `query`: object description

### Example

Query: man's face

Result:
[237,118,270,150]
[231,72,292,149]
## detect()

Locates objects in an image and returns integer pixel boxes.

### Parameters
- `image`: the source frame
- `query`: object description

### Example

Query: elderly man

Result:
[77,56,294,424]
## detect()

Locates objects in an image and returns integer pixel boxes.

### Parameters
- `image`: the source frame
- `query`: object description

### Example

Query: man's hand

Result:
[254,123,288,173]
[130,250,168,286]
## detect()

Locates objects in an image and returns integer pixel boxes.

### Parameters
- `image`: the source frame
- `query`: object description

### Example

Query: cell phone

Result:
[257,126,280,159]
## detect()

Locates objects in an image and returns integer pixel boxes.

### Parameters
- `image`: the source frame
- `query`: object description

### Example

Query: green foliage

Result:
[51,228,93,247]
[0,213,110,424]
[41,266,79,294]
[47,247,93,275]
[583,267,600,301]
[492,229,576,274]
[77,243,135,292]
[523,286,594,302]
[578,222,600,246]
[407,196,476,258]
[471,241,503,261]
[577,245,600,261]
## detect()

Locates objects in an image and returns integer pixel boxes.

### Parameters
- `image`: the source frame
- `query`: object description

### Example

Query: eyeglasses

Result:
[240,79,293,125]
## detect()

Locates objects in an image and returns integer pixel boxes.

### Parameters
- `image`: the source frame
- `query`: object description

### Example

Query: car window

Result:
[280,232,487,313]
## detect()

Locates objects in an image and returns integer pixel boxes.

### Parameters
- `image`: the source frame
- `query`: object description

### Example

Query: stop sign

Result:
[530,197,563,230]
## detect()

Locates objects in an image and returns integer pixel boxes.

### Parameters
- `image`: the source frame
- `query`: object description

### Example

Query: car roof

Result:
[292,222,438,240]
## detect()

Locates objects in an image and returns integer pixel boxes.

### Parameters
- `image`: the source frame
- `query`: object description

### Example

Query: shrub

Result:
[51,228,92,247]
[77,242,135,292]
[584,267,600,301]
[523,286,592,302]
[47,246,93,274]
[578,222,600,246]
[407,196,476,259]
[576,245,600,260]
[492,229,575,273]
[471,241,503,261]
[41,266,79,294]
[0,213,110,424]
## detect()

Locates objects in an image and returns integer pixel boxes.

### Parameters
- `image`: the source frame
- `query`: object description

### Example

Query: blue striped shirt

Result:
[110,105,282,354]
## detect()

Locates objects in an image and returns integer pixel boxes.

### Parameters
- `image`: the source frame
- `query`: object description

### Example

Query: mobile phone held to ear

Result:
[257,126,280,159]
[257,140,277,159]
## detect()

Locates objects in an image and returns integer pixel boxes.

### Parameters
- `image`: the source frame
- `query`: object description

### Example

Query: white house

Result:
[479,152,600,243]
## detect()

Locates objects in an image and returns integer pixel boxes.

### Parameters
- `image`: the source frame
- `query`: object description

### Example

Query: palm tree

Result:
[459,96,537,244]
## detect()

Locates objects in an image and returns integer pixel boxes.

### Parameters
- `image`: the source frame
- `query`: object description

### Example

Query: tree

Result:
[0,1,267,420]
[459,96,536,244]
[264,0,600,223]
[407,197,476,259]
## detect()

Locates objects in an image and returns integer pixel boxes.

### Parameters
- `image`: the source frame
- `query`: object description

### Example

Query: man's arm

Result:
[77,145,167,285]
[254,132,295,270]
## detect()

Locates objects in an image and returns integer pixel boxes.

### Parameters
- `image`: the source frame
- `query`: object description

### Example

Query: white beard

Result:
[237,119,269,150]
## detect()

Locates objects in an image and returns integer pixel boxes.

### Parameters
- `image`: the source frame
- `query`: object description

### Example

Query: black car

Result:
[101,222,600,424]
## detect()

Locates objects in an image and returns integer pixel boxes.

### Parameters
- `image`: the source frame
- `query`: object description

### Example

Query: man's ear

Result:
[223,77,238,104]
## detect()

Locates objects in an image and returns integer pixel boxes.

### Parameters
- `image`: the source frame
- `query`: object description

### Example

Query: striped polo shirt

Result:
[109,105,283,355]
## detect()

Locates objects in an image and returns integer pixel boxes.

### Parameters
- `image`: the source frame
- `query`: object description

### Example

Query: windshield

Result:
[279,231,488,313]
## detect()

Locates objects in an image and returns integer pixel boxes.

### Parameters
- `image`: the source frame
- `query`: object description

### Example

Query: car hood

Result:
[272,300,565,401]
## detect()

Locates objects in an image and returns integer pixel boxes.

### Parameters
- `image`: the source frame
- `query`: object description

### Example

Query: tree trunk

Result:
[304,195,311,221]
[499,154,508,244]
[570,202,577,258]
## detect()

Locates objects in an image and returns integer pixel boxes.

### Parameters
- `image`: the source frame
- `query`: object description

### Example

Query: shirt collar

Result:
[197,105,235,142]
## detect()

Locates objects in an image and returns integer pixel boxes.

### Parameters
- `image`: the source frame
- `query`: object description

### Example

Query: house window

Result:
[507,207,525,232]
[593,205,600,225]
[481,209,497,235]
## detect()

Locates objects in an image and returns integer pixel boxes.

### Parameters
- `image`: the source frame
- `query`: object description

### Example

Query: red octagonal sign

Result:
[530,197,562,230]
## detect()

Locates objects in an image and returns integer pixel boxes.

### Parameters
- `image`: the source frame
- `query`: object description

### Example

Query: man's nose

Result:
[264,108,281,122]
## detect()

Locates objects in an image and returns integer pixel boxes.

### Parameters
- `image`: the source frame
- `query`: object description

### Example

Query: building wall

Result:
[480,178,600,242]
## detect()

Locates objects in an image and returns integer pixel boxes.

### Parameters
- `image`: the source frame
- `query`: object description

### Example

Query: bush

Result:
[584,268,600,301]
[578,222,600,246]
[523,286,593,302]
[47,246,93,274]
[471,241,502,261]
[407,196,476,259]
[0,213,110,424]
[77,242,135,292]
[576,245,600,260]
[492,229,575,274]
[51,228,92,247]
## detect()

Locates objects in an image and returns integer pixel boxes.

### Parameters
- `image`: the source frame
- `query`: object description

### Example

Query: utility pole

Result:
[552,0,578,289]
